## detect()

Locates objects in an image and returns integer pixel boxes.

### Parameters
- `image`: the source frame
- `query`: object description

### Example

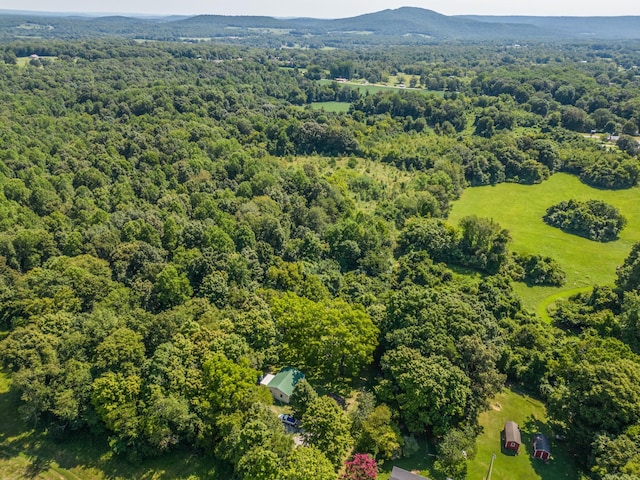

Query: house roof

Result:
[390,466,429,480]
[259,373,275,386]
[504,421,522,444]
[266,367,304,397]
[532,433,551,453]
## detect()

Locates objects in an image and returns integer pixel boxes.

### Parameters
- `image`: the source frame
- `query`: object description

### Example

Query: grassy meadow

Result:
[467,388,580,480]
[448,173,640,312]
[308,101,352,113]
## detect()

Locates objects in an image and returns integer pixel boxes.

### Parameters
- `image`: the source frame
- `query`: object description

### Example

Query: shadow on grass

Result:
[0,380,224,480]
[25,456,52,479]
[522,415,579,480]
[377,436,440,480]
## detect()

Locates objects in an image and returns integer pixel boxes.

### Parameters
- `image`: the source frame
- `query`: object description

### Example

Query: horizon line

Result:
[1,7,639,20]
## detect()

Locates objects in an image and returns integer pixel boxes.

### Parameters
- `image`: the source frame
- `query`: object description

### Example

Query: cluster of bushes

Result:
[543,199,626,242]
[510,253,566,286]
[579,157,639,189]
[397,216,510,275]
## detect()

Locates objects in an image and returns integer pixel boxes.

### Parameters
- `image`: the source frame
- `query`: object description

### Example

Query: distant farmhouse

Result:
[260,367,304,404]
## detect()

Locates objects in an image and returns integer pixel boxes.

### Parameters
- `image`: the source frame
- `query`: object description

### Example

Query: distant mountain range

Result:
[1,7,640,42]
[457,14,640,39]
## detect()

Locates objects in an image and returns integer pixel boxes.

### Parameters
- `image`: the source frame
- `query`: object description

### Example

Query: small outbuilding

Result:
[532,433,551,461]
[260,367,304,404]
[503,421,522,453]
[390,466,429,480]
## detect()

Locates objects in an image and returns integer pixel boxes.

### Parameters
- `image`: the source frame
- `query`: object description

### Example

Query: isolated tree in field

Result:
[544,199,626,242]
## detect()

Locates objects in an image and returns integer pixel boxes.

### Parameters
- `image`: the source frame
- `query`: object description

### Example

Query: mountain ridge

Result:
[1,7,640,41]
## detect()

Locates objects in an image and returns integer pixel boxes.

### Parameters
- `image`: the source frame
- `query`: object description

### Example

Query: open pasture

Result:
[449,173,640,311]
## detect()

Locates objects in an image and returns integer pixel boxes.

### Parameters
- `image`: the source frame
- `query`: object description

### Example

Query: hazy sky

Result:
[4,0,640,18]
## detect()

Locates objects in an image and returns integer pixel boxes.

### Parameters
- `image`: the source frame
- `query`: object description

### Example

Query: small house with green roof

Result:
[260,367,304,404]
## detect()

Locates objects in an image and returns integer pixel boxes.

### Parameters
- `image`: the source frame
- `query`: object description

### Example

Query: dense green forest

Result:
[0,33,640,480]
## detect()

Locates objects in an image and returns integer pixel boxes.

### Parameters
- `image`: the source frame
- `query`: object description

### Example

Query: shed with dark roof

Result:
[532,433,551,461]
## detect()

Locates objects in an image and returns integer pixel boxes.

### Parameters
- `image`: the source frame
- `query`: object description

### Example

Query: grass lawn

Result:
[468,388,581,480]
[0,371,222,480]
[308,101,351,113]
[448,173,640,313]
[376,437,437,480]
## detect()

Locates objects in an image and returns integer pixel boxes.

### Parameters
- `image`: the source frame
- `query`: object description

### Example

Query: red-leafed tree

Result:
[341,453,377,480]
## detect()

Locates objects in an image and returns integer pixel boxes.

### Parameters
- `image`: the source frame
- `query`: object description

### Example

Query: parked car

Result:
[278,414,298,427]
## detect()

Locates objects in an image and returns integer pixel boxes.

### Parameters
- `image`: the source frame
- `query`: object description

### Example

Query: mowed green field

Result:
[468,388,580,480]
[308,101,352,112]
[448,173,640,312]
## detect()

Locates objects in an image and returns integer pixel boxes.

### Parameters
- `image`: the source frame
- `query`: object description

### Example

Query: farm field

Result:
[448,173,640,312]
[467,388,580,480]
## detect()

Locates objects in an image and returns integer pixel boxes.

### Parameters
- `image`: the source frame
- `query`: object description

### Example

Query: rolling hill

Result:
[1,7,640,42]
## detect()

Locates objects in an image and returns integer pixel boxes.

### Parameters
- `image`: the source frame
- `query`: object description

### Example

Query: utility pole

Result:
[485,452,496,480]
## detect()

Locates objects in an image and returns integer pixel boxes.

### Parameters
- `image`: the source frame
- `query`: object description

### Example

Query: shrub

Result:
[511,253,566,286]
[543,199,626,242]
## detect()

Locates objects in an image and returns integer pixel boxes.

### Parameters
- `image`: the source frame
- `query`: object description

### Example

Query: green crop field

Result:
[468,388,580,480]
[448,173,640,313]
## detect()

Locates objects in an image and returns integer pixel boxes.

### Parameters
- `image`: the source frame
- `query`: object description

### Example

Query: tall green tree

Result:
[303,396,353,468]
[378,347,470,435]
[270,292,378,379]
